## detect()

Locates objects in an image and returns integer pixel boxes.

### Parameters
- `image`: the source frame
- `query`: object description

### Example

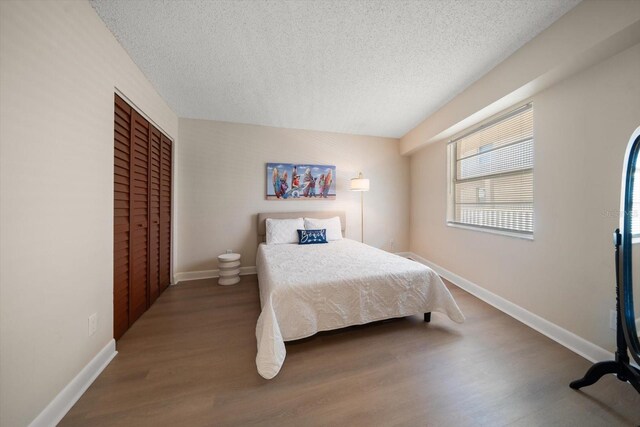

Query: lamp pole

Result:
[360,190,364,243]
[350,172,369,244]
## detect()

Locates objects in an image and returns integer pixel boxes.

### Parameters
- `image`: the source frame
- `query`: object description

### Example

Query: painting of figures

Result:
[266,163,336,200]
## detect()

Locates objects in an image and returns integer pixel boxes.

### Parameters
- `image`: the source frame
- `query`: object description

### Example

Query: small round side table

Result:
[218,253,241,285]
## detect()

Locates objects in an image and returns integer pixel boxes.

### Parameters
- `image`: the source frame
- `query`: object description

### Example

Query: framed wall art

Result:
[266,163,336,200]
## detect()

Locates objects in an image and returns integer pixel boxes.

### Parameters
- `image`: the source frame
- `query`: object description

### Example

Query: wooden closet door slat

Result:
[159,133,172,292]
[129,109,150,325]
[148,125,162,304]
[113,94,131,341]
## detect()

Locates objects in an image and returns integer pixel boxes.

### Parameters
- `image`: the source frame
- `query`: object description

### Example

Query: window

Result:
[447,103,534,237]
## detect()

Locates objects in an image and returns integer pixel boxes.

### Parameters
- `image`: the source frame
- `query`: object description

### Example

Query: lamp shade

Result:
[350,172,370,192]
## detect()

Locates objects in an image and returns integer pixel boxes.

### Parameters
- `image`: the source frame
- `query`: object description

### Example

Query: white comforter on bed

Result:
[255,239,465,379]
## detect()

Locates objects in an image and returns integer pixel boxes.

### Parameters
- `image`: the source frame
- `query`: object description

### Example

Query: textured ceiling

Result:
[91,0,580,138]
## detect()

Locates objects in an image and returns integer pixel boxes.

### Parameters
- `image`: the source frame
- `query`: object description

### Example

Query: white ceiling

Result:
[91,0,580,138]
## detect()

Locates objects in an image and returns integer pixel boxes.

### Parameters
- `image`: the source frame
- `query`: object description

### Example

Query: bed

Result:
[255,211,464,379]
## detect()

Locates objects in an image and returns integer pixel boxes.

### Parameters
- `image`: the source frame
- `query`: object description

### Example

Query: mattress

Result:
[255,239,465,379]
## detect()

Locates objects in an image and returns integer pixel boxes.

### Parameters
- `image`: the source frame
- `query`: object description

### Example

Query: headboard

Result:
[257,211,346,242]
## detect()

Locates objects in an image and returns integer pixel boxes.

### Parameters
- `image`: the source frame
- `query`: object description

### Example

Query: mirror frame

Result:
[619,126,640,366]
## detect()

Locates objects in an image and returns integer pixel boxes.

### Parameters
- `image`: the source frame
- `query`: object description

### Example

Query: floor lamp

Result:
[350,172,370,243]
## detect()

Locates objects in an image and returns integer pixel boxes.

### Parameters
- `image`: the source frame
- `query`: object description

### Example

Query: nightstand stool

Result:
[218,253,241,285]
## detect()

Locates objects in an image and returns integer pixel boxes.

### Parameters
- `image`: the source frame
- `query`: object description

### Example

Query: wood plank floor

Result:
[61,275,640,426]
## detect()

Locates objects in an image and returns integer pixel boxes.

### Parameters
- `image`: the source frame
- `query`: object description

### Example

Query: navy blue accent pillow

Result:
[297,229,327,245]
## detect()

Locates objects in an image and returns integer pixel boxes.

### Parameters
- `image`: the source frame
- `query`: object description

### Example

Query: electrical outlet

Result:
[609,309,617,330]
[88,313,98,336]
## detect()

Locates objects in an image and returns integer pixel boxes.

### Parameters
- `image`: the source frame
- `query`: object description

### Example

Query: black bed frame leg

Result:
[424,312,431,323]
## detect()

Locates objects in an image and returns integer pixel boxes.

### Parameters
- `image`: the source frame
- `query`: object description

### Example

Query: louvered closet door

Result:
[148,125,162,304]
[159,134,172,291]
[114,95,132,340]
[130,109,150,324]
[114,94,171,340]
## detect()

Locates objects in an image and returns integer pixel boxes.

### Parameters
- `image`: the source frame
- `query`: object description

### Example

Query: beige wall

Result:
[0,1,178,425]
[410,43,640,353]
[176,119,409,274]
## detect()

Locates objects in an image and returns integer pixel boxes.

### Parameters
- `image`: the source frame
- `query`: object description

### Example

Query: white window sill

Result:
[446,222,534,241]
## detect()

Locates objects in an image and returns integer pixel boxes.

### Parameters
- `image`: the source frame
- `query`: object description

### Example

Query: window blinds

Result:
[449,103,534,235]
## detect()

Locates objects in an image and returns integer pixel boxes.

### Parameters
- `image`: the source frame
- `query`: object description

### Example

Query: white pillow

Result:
[265,218,304,245]
[304,216,342,241]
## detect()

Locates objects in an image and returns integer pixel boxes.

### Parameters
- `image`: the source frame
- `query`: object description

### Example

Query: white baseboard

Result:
[404,252,614,364]
[174,266,257,284]
[29,339,117,427]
